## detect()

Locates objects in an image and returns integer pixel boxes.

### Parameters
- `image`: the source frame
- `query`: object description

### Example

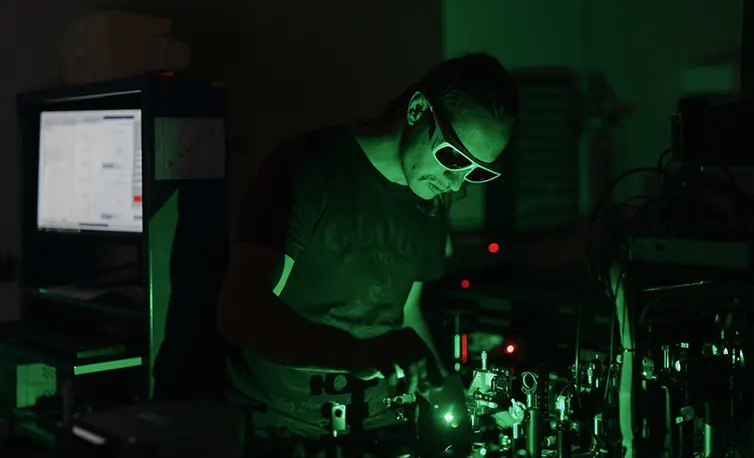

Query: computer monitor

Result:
[37,109,143,233]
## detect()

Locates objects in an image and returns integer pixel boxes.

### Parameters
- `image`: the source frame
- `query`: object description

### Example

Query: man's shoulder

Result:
[264,126,352,172]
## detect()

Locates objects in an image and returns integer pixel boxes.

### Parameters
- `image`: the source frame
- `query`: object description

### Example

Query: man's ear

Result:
[406,91,429,126]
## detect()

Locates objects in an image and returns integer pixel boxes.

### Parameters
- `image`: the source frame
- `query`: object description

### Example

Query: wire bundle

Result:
[580,150,754,408]
[587,150,754,304]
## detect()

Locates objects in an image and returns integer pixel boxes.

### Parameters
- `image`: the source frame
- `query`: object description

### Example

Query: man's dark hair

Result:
[381,53,518,217]
[382,53,518,130]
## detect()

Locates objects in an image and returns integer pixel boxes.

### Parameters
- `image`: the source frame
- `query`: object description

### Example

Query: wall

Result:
[1,0,740,319]
[444,0,742,221]
[142,0,444,247]
[0,0,443,322]
[0,1,103,247]
[443,0,591,231]
[229,0,443,237]
[0,0,130,322]
[588,1,741,195]
[444,0,590,69]
[442,0,741,269]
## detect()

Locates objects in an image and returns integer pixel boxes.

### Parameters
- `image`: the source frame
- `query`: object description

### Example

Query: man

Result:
[218,53,517,456]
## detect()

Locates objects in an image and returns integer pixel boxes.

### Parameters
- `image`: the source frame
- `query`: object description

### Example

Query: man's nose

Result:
[446,170,465,192]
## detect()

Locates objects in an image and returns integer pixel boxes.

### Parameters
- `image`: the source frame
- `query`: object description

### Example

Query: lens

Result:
[465,167,499,183]
[434,146,472,170]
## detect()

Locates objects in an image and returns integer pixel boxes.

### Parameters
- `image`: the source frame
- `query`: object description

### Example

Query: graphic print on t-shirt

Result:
[319,213,423,338]
[237,127,448,437]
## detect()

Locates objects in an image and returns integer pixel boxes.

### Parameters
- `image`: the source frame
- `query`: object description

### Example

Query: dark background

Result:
[0,0,743,322]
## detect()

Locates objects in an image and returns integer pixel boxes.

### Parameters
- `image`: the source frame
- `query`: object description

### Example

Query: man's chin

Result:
[410,186,435,200]
[410,180,434,199]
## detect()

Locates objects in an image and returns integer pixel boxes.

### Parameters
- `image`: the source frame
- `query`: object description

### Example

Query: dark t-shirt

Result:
[236,126,448,438]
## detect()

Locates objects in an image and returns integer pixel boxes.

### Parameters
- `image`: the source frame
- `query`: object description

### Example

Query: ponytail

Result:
[380,83,422,122]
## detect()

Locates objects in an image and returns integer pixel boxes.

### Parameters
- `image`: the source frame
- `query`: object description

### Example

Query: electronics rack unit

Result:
[9,76,228,441]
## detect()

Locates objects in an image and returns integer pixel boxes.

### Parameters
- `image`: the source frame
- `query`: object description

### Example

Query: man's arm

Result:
[218,145,365,374]
[403,281,449,378]
[402,233,454,377]
[218,243,364,373]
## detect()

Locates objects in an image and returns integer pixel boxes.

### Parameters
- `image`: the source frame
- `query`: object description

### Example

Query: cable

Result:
[582,167,669,415]
[590,151,754,279]
[587,166,677,303]
[557,382,574,399]
[604,308,616,400]
[657,148,672,171]
[588,194,652,299]
[574,301,584,409]
[584,165,671,432]
[587,148,754,458]
[589,167,669,233]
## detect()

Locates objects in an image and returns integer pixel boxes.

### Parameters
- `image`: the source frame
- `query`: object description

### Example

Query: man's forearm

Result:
[219,288,362,372]
[406,312,449,378]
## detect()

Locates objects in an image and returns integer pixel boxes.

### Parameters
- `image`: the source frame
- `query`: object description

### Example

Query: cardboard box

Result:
[148,36,191,74]
[62,11,173,85]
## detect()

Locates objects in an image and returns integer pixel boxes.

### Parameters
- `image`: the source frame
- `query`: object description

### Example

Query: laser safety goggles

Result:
[429,106,502,184]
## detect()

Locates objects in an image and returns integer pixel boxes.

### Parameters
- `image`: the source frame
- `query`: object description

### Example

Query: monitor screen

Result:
[37,110,143,233]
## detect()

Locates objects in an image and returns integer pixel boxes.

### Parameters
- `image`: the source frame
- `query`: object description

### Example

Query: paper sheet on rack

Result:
[155,117,226,180]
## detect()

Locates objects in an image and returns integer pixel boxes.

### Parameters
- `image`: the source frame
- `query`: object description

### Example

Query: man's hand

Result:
[353,328,442,395]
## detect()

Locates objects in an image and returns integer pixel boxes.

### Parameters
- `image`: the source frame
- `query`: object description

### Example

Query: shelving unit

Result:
[485,69,582,236]
[5,75,228,443]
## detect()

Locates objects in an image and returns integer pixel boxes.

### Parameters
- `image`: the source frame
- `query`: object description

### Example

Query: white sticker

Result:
[154,117,226,180]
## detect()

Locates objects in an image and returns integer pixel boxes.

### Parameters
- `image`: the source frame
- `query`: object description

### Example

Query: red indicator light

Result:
[460,279,470,289]
[505,344,516,354]
[133,195,142,203]
[488,243,500,253]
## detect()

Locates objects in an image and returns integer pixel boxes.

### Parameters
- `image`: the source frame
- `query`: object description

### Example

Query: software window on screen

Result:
[37,110,143,233]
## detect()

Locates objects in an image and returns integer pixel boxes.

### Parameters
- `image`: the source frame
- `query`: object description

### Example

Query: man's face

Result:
[400,93,510,200]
